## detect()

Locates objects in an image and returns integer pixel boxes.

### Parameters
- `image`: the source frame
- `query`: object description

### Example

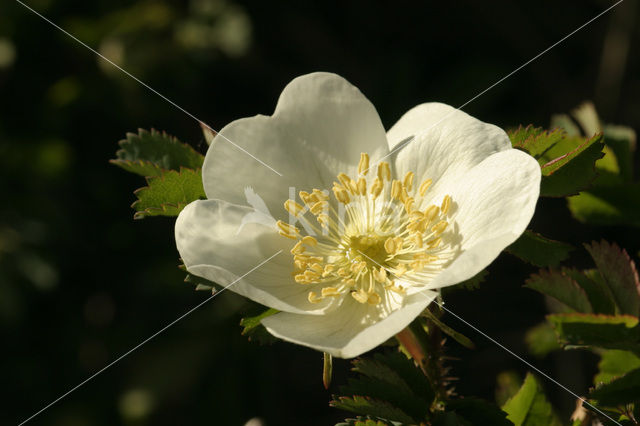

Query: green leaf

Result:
[509,126,605,197]
[132,168,205,219]
[524,269,592,313]
[525,322,562,358]
[240,308,279,345]
[590,367,640,406]
[445,398,513,426]
[422,309,475,349]
[585,240,640,316]
[539,133,604,197]
[495,371,523,407]
[506,231,573,267]
[335,417,397,426]
[501,373,562,426]
[594,350,640,385]
[110,128,204,177]
[564,268,616,315]
[603,124,636,181]
[550,113,581,136]
[330,395,416,425]
[183,271,220,292]
[509,126,564,158]
[568,183,640,227]
[547,313,640,353]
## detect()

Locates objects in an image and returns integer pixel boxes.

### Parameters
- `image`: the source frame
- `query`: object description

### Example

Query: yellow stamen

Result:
[377,161,391,181]
[357,177,367,195]
[290,240,305,255]
[431,220,448,235]
[284,199,305,217]
[358,153,370,175]
[441,195,451,215]
[427,237,442,249]
[277,220,299,235]
[391,180,402,200]
[424,205,439,223]
[370,177,383,199]
[322,287,340,297]
[310,200,327,215]
[351,289,369,304]
[367,292,381,305]
[419,178,433,196]
[308,292,322,303]
[403,171,415,192]
[301,235,318,246]
[278,231,298,240]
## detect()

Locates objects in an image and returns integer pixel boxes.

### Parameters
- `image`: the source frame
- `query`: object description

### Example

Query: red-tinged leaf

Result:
[585,240,640,316]
[525,269,592,313]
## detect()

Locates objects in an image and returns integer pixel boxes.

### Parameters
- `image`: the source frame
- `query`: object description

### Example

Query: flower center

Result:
[277,153,458,306]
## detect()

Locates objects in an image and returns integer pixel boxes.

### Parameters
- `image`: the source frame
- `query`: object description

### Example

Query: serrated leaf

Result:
[506,231,573,267]
[525,269,592,313]
[335,416,397,426]
[501,373,562,426]
[339,376,429,422]
[564,268,616,315]
[132,168,205,219]
[354,352,435,405]
[525,322,561,358]
[509,126,605,197]
[594,350,640,385]
[585,240,640,316]
[240,308,279,345]
[539,133,604,197]
[184,272,221,292]
[509,126,564,158]
[330,395,416,425]
[110,128,204,177]
[590,367,640,406]
[547,313,640,353]
[445,398,513,426]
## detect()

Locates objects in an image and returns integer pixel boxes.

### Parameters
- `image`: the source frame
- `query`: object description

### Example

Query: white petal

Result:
[203,72,389,219]
[175,199,333,314]
[387,103,512,200]
[262,290,438,358]
[426,149,541,289]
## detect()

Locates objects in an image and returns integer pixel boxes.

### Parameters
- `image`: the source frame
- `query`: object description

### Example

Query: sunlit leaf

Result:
[111,128,204,177]
[547,313,640,353]
[501,373,562,426]
[132,168,205,219]
[594,350,640,385]
[590,367,640,406]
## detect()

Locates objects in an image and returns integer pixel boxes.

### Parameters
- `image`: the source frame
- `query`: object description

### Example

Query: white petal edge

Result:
[388,103,513,201]
[202,72,390,219]
[426,148,541,289]
[262,290,438,358]
[175,199,334,314]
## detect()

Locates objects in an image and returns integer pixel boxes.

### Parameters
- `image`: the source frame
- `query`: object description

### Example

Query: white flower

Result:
[175,72,541,358]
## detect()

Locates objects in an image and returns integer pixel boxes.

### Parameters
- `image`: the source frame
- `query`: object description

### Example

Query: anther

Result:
[284,199,305,217]
[403,171,415,192]
[358,153,370,176]
[419,178,433,196]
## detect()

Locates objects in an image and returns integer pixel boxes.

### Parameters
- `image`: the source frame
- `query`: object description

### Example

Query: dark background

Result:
[1,0,639,425]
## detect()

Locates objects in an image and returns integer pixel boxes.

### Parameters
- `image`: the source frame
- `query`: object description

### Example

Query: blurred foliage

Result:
[3,0,640,425]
